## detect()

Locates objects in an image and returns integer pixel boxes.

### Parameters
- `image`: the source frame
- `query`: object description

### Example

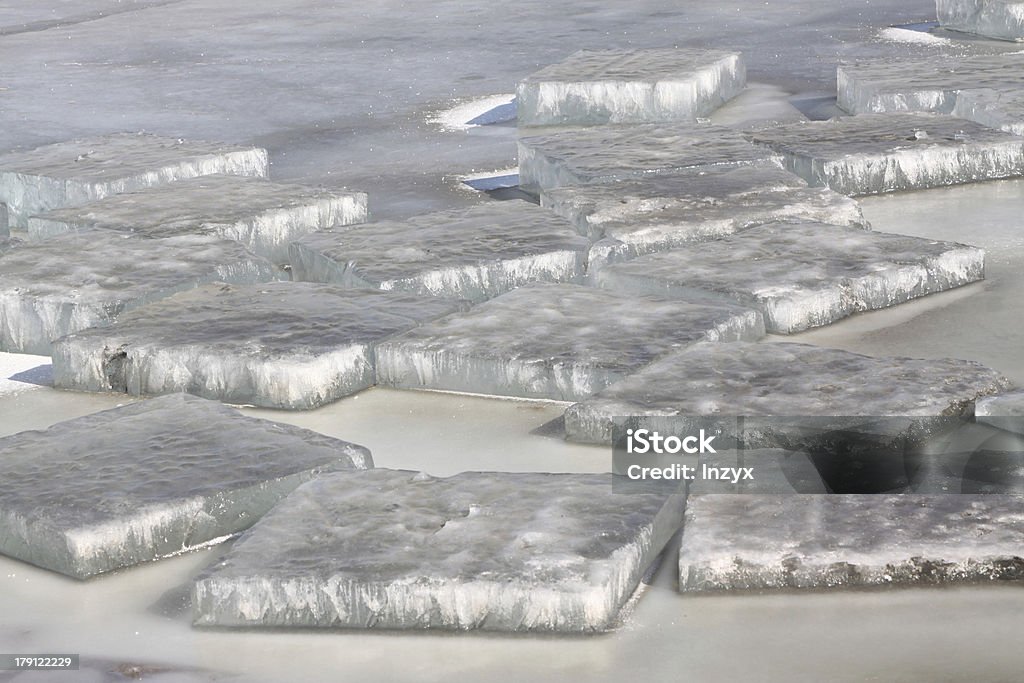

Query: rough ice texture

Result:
[0,202,7,237]
[290,202,590,302]
[375,283,764,401]
[976,390,1024,434]
[517,123,780,193]
[0,133,269,228]
[51,284,464,409]
[746,114,1024,196]
[192,469,685,632]
[952,89,1024,137]
[595,222,984,334]
[936,0,1024,41]
[689,449,828,494]
[564,341,1011,444]
[516,48,745,126]
[0,232,278,355]
[0,394,372,579]
[27,174,367,263]
[679,495,1024,592]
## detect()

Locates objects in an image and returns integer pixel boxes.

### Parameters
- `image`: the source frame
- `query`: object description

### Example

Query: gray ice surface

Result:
[289,202,590,302]
[0,393,371,579]
[516,48,745,126]
[0,202,7,237]
[0,133,268,228]
[976,390,1024,434]
[375,283,764,401]
[952,89,1024,137]
[595,221,983,334]
[192,469,685,632]
[0,232,278,355]
[936,0,1024,41]
[27,174,367,263]
[679,495,1024,592]
[51,283,464,409]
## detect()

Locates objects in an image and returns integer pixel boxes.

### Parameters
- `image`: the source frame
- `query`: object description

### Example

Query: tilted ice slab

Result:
[0,232,278,355]
[952,89,1024,136]
[679,495,1024,592]
[0,394,371,579]
[51,283,465,409]
[516,48,745,126]
[565,341,1010,444]
[976,390,1024,435]
[27,175,367,263]
[937,0,1024,41]
[192,469,685,632]
[375,283,764,401]
[595,222,984,334]
[290,202,590,302]
[517,123,780,193]
[0,133,268,228]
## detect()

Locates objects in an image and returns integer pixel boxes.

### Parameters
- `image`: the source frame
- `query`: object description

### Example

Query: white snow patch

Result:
[878,27,951,46]
[430,94,517,131]
[0,352,50,396]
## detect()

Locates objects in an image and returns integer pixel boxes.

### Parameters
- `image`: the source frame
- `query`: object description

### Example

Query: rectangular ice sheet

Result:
[952,89,1024,137]
[289,202,590,302]
[192,469,685,632]
[375,283,764,401]
[51,284,465,409]
[679,495,1024,592]
[937,0,1024,41]
[516,48,745,126]
[0,394,371,579]
[0,133,268,228]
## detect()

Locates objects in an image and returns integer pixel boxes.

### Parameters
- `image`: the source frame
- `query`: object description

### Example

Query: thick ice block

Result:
[375,283,764,401]
[0,394,372,579]
[0,133,269,228]
[679,495,1024,592]
[952,89,1024,136]
[51,283,465,409]
[192,469,685,632]
[565,341,1010,444]
[0,232,278,355]
[976,390,1024,434]
[595,222,983,334]
[290,202,590,302]
[27,175,367,263]
[937,0,1024,41]
[516,48,745,126]
[518,123,779,193]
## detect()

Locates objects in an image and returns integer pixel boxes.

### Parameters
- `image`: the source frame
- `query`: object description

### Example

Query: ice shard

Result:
[952,89,1024,136]
[51,283,465,409]
[936,0,1024,41]
[976,390,1024,435]
[289,202,590,302]
[516,48,745,126]
[0,394,372,579]
[375,283,764,401]
[192,469,685,632]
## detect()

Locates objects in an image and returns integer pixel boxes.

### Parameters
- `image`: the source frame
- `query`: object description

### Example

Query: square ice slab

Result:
[937,0,1024,41]
[0,393,371,579]
[27,175,367,263]
[375,283,764,401]
[0,232,278,355]
[51,283,465,409]
[0,133,268,228]
[679,495,1024,592]
[516,48,745,126]
[192,469,685,632]
[289,202,590,302]
[953,89,1024,136]
[518,123,780,193]
[594,221,984,334]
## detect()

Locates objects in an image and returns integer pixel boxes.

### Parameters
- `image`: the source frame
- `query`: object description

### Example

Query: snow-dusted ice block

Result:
[376,284,764,401]
[516,48,745,126]
[51,284,464,409]
[937,0,1024,41]
[518,123,779,193]
[0,232,278,355]
[192,469,685,632]
[290,202,590,302]
[0,394,371,579]
[595,222,984,334]
[27,175,367,263]
[0,133,269,228]
[679,495,1024,593]
[953,89,1024,136]
[976,390,1024,434]
[747,114,1024,196]
[565,341,1010,444]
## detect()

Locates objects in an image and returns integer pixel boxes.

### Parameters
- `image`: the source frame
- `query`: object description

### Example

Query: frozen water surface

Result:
[952,88,1024,136]
[0,393,371,579]
[936,0,1024,41]
[516,48,745,126]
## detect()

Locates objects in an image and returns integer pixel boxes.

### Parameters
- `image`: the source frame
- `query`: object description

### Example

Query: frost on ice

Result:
[0,394,372,579]
[375,283,764,401]
[290,202,590,302]
[192,469,685,632]
[952,89,1024,137]
[936,0,1024,41]
[516,48,745,126]
[51,283,465,409]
